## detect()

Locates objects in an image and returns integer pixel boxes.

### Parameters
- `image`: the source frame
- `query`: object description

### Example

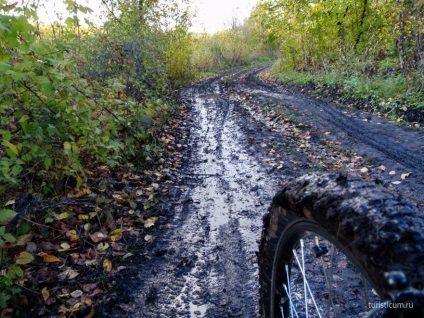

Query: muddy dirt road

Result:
[107,67,424,317]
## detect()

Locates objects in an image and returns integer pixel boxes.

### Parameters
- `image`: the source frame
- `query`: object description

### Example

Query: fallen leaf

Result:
[16,251,34,265]
[82,284,97,292]
[144,217,158,228]
[41,287,50,302]
[389,171,396,175]
[38,252,61,263]
[16,234,33,246]
[110,228,124,242]
[69,302,82,313]
[58,268,80,280]
[5,200,15,206]
[70,290,83,298]
[96,242,109,251]
[123,253,133,259]
[392,181,402,185]
[59,242,72,252]
[90,232,109,243]
[90,288,103,297]
[66,230,79,242]
[103,259,112,272]
[360,167,369,173]
[376,165,386,172]
[401,172,412,180]
[57,212,71,220]
[144,234,152,242]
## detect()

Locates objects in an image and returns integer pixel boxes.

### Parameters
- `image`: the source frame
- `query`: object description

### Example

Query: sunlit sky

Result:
[35,0,260,34]
[190,0,259,33]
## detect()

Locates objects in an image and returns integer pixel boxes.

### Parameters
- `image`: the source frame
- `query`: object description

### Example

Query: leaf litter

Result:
[0,104,190,317]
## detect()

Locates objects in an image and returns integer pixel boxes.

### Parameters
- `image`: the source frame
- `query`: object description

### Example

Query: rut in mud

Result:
[106,67,424,317]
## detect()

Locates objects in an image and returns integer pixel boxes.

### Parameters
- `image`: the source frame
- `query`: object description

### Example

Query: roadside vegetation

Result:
[0,0,194,315]
[253,0,424,124]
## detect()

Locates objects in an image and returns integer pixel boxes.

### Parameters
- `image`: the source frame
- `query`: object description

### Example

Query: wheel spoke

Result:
[292,249,323,318]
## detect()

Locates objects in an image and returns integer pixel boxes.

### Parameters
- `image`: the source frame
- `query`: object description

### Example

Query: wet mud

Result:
[106,67,424,317]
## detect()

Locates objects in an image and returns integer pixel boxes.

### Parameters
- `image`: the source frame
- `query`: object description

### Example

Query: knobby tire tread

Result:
[258,173,424,317]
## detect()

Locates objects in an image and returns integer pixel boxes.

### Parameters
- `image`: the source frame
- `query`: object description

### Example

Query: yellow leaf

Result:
[41,287,50,302]
[110,233,122,242]
[110,228,124,236]
[103,259,112,272]
[66,230,80,242]
[57,212,70,220]
[144,217,158,228]
[38,253,61,263]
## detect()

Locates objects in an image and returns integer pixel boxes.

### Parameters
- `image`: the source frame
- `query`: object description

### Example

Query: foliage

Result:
[0,0,193,312]
[254,0,424,120]
[190,14,277,75]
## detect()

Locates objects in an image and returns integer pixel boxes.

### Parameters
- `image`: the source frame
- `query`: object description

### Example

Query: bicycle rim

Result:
[270,220,384,318]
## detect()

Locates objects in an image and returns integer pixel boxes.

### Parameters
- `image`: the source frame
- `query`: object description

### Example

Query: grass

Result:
[270,62,424,124]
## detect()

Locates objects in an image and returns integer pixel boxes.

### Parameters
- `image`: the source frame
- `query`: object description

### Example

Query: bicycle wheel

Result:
[258,173,424,318]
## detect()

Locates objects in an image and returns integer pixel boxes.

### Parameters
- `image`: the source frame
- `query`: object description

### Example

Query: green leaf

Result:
[112,81,126,90]
[44,158,52,170]
[15,251,34,265]
[3,140,19,156]
[18,115,30,123]
[0,62,11,72]
[0,209,17,224]
[2,233,16,243]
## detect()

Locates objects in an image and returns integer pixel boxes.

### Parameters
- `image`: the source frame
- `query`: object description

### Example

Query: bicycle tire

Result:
[258,173,424,317]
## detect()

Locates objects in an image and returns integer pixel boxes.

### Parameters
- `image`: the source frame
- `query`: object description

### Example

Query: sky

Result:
[35,0,260,34]
[190,0,259,33]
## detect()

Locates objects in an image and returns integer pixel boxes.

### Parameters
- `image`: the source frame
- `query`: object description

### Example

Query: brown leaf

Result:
[90,232,109,243]
[41,242,59,251]
[91,288,103,297]
[58,268,80,280]
[38,253,61,263]
[82,284,97,292]
[16,234,33,246]
[25,242,37,253]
